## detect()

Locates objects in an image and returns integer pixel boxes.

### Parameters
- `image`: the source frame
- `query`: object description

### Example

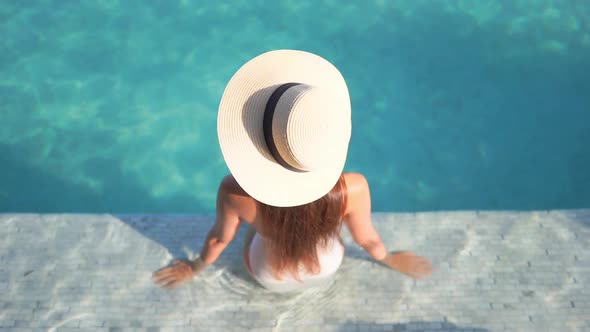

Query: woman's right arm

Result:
[342,173,432,279]
[342,173,388,261]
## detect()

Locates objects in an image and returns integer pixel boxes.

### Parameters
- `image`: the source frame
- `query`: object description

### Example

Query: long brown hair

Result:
[257,174,347,280]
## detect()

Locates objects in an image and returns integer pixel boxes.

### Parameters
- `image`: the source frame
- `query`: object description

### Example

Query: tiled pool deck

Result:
[0,210,588,332]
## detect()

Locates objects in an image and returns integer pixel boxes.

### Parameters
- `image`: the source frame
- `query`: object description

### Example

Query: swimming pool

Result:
[1,1,589,213]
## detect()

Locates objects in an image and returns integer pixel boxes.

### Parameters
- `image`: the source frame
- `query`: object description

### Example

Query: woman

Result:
[152,50,432,291]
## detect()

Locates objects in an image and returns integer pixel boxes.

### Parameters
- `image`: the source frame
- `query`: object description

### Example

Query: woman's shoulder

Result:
[341,172,371,217]
[220,174,249,196]
[219,172,370,222]
[219,174,258,223]
[342,172,370,194]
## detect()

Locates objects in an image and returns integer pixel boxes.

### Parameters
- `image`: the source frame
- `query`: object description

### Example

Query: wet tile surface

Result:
[0,210,589,331]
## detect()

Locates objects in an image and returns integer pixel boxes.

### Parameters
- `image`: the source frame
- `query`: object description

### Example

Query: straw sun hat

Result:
[217,50,351,207]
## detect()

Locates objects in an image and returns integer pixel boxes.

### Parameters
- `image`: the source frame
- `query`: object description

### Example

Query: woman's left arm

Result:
[152,177,242,288]
[197,178,243,265]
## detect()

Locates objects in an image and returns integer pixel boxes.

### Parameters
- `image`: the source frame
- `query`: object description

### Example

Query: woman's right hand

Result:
[380,251,432,280]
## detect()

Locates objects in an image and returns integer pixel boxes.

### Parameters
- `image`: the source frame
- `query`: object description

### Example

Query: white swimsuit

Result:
[248,232,344,293]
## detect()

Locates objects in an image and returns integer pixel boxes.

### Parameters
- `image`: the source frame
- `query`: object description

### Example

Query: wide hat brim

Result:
[217,50,351,207]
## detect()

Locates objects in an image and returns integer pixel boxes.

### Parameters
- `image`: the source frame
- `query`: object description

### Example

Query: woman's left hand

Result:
[152,259,195,289]
[380,251,433,280]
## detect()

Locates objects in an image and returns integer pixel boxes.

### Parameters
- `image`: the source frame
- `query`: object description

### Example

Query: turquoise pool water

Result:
[1,1,589,213]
